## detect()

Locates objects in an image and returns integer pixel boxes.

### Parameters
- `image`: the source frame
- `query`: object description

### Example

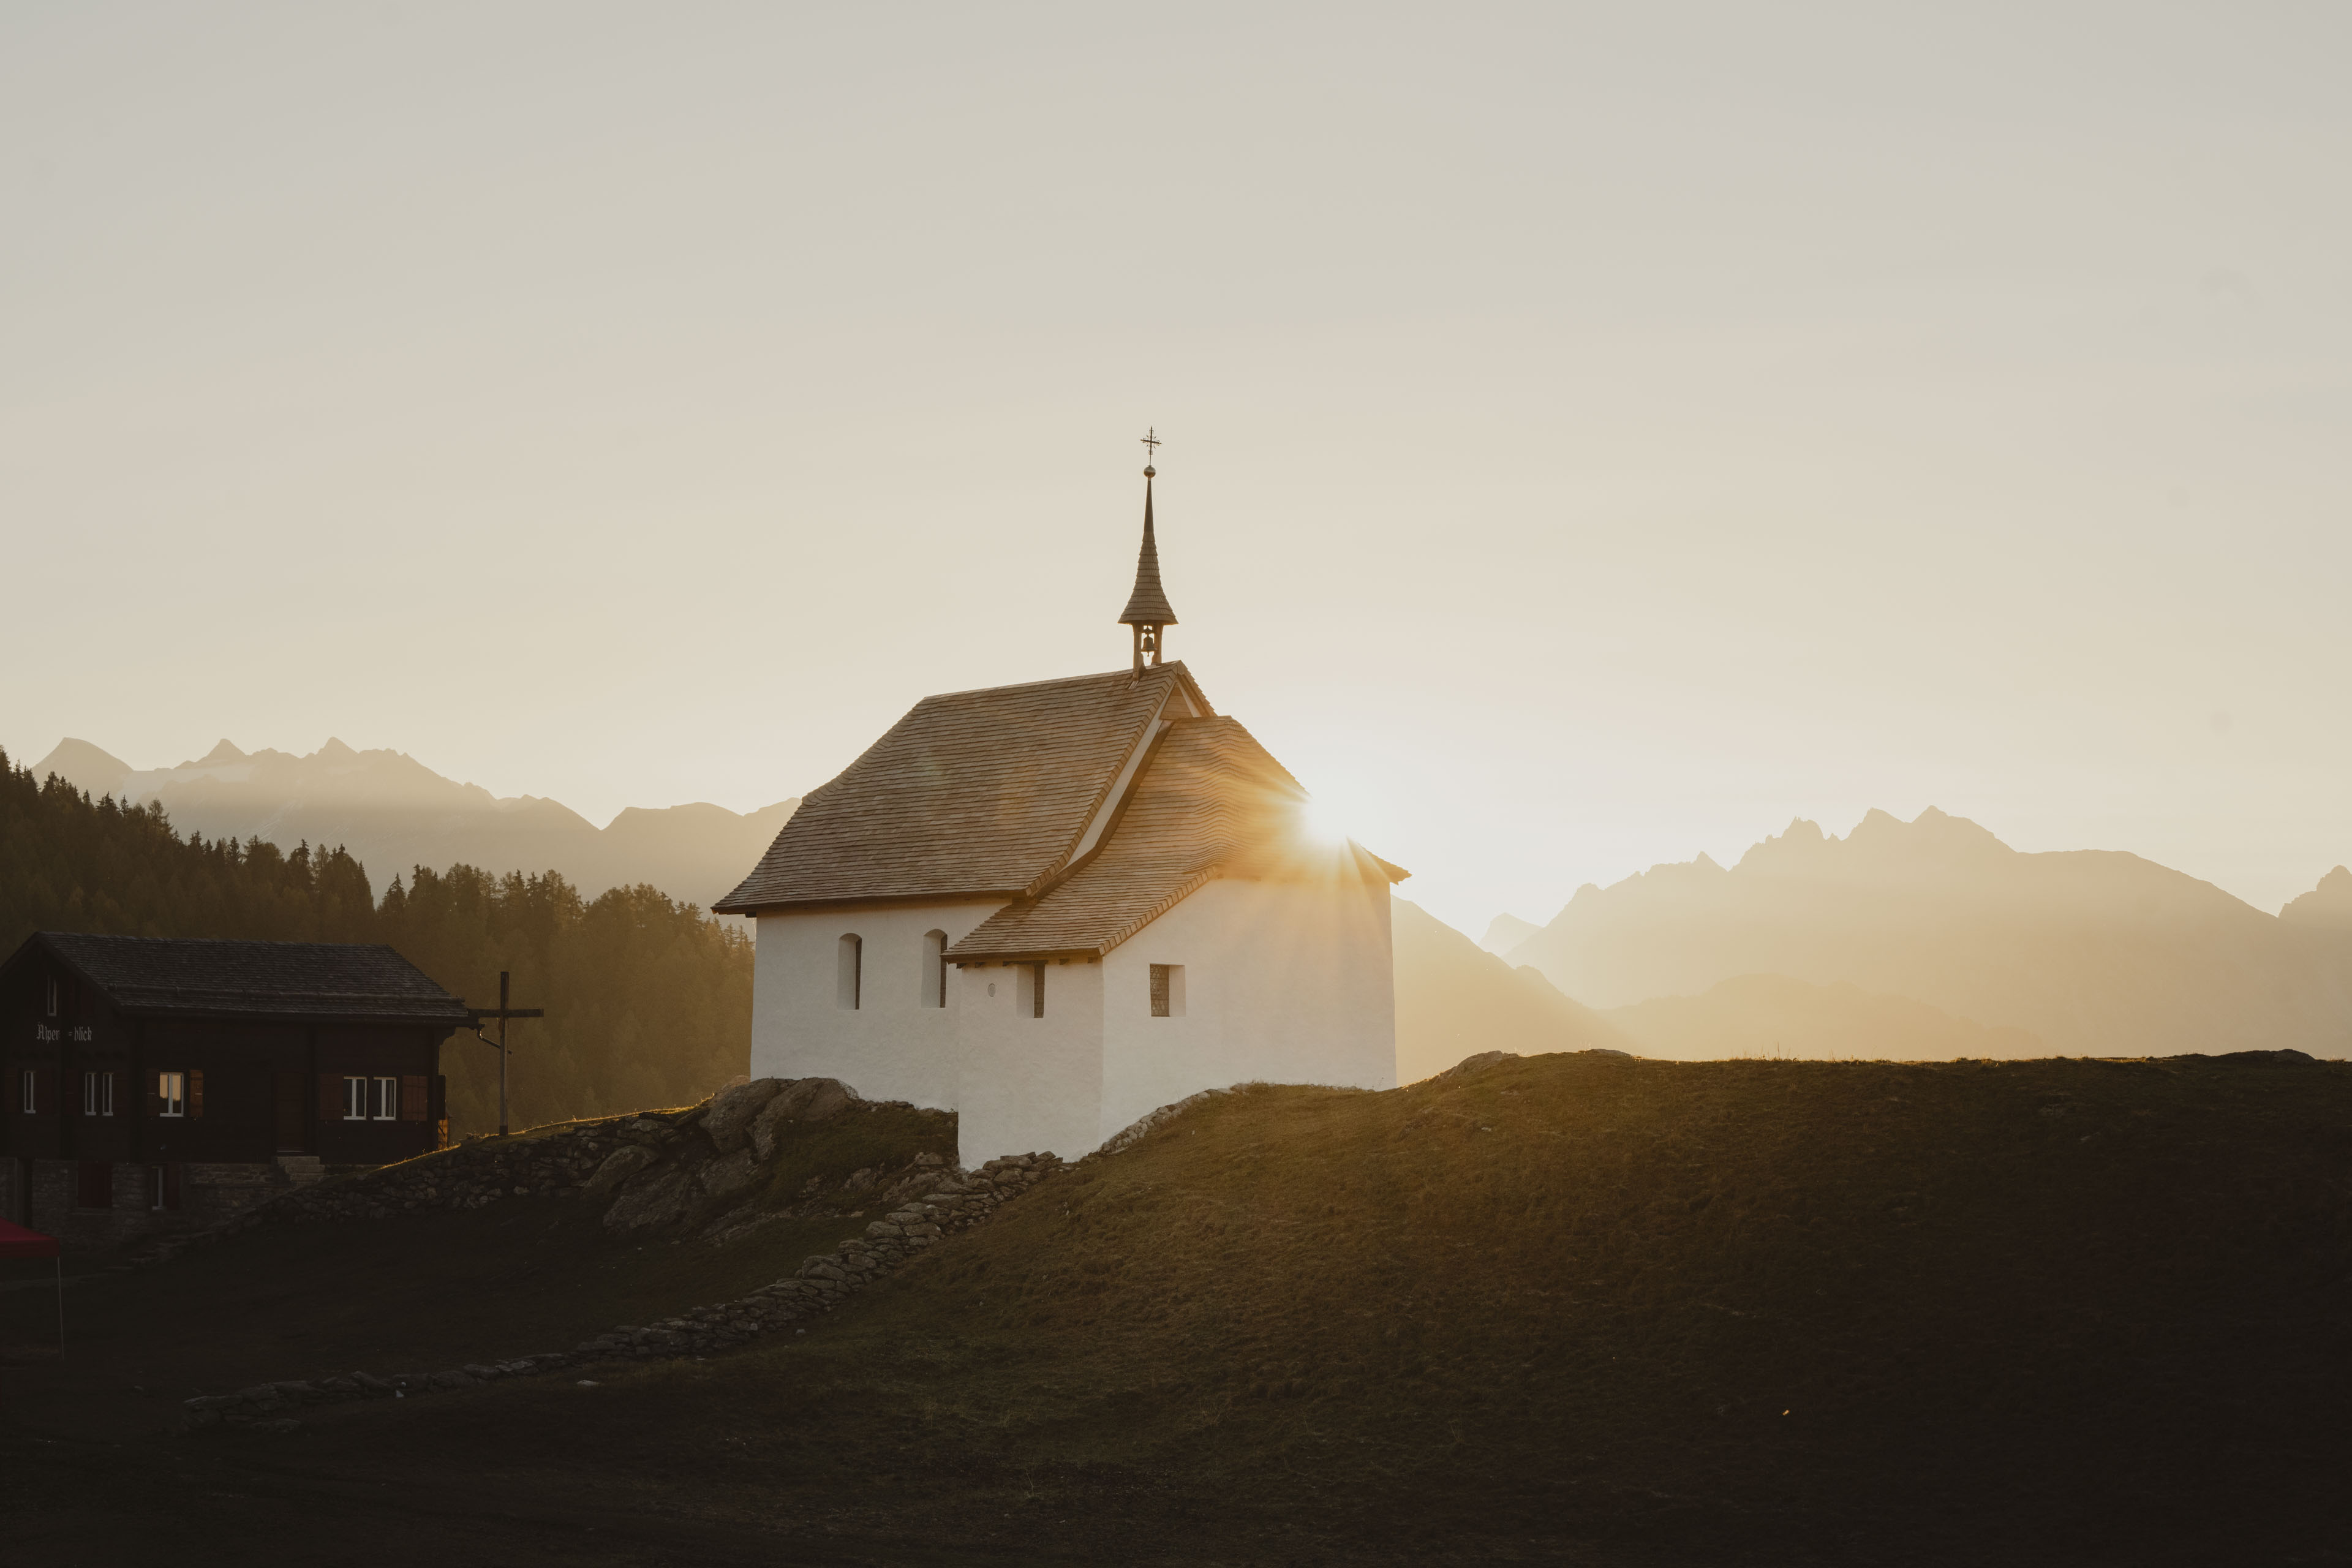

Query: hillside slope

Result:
[1391,897,1628,1078]
[7,1050,2345,1566]
[1510,807,2352,1057]
[1605,972,2048,1060]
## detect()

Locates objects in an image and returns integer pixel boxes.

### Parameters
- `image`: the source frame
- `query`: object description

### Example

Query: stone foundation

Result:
[13,1159,288,1249]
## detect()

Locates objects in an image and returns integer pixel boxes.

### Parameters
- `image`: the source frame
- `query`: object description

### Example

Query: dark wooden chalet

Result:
[0,932,469,1242]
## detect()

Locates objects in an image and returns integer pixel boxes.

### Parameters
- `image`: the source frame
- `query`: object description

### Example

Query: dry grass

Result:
[5,1050,2349,1566]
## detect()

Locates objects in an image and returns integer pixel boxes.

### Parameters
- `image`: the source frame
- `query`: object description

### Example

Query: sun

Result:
[1300,797,1352,846]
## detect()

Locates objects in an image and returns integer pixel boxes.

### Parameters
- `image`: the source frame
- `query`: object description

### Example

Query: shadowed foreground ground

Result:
[4,1050,2348,1566]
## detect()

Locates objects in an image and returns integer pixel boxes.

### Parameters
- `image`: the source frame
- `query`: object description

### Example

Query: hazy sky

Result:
[6,3,2349,935]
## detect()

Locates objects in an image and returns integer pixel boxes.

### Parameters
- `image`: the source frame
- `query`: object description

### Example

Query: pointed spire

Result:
[1119,437,1177,672]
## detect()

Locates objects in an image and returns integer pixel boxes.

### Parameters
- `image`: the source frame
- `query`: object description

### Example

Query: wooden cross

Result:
[468,970,543,1138]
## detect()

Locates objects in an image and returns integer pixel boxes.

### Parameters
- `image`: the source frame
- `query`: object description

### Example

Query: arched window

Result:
[922,930,948,1008]
[837,935,862,1010]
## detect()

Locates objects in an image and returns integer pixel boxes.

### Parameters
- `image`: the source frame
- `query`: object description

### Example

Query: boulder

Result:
[583,1145,659,1195]
[601,1165,698,1234]
[699,1147,764,1200]
[750,1077,859,1158]
[702,1077,788,1153]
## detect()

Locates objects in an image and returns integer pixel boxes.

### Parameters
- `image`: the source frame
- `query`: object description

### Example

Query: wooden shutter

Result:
[399,1076,427,1121]
[318,1073,341,1120]
[1032,962,1046,1019]
[188,1069,204,1119]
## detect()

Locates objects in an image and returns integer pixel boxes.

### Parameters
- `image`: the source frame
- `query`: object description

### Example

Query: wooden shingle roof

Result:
[945,716,1408,962]
[714,663,1214,914]
[20,932,469,1024]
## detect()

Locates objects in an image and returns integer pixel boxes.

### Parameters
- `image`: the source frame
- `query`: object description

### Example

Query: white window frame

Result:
[371,1076,398,1121]
[83,1069,115,1117]
[157,1071,186,1118]
[20,1067,37,1114]
[44,974,59,1017]
[344,1074,369,1121]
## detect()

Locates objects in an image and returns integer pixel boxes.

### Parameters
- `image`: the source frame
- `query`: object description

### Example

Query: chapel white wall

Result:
[750,902,1003,1112]
[954,958,1105,1169]
[1096,873,1396,1147]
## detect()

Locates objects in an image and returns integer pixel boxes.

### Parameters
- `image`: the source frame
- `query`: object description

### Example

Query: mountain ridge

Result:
[29,736,797,915]
[1507,807,2352,1057]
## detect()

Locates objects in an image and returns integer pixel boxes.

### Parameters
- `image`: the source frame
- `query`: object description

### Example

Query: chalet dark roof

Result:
[1117,478,1177,627]
[715,663,1215,914]
[946,717,1408,962]
[17,932,470,1024]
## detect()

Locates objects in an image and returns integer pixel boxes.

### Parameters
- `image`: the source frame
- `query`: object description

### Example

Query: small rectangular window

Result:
[149,1163,182,1212]
[1031,962,1046,1019]
[370,1076,398,1121]
[45,974,59,1017]
[157,1071,186,1118]
[20,1067,37,1115]
[1150,963,1185,1017]
[344,1076,369,1121]
[83,1070,115,1117]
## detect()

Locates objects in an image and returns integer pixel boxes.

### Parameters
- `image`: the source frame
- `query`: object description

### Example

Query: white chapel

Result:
[716,458,1406,1167]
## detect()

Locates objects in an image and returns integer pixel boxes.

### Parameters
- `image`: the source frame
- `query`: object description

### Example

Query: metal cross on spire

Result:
[1140,426,1161,470]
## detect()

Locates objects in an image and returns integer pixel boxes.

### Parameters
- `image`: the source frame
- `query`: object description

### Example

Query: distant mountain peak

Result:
[318,736,357,758]
[29,738,134,799]
[2281,865,2352,926]
[1479,913,1542,956]
[198,739,246,764]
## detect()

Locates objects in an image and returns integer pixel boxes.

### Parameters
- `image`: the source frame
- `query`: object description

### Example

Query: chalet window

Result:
[45,974,59,1017]
[1021,962,1046,1019]
[157,1071,186,1118]
[922,930,948,1008]
[1150,963,1186,1017]
[18,1068,36,1114]
[83,1070,116,1117]
[343,1076,369,1121]
[837,935,862,1010]
[371,1076,398,1120]
[77,1160,114,1210]
[149,1164,181,1212]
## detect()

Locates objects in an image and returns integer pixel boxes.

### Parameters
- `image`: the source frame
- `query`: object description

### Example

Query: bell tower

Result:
[1118,429,1178,674]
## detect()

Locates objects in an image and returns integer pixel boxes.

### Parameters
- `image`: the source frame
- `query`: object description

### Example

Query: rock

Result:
[702,1077,788,1153]
[602,1165,698,1234]
[584,1145,659,1195]
[700,1147,764,1200]
[752,1078,859,1157]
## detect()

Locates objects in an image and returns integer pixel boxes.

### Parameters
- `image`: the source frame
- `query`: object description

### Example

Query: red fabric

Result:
[0,1219,59,1259]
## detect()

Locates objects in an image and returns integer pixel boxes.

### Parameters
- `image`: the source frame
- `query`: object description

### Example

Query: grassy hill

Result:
[5,1050,2349,1565]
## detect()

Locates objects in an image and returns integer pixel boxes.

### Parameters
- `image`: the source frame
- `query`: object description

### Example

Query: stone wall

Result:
[183,1146,1059,1431]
